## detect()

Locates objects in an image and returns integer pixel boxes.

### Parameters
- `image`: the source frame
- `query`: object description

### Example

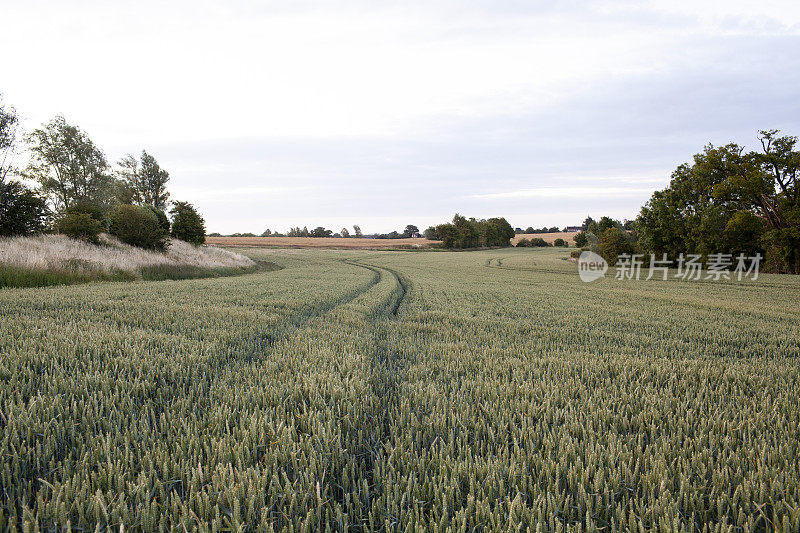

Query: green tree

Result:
[170,201,206,245]
[26,115,114,210]
[0,180,50,236]
[435,215,514,249]
[724,211,766,257]
[403,224,419,238]
[310,226,332,237]
[596,226,635,264]
[110,204,168,250]
[56,212,103,244]
[353,225,362,237]
[340,227,350,238]
[637,132,800,272]
[0,94,20,183]
[144,204,170,234]
[117,150,170,210]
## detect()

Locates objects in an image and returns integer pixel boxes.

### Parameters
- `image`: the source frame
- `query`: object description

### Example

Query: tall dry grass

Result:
[0,234,254,281]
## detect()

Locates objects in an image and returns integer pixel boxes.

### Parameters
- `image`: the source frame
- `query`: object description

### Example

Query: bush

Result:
[56,212,103,244]
[573,231,588,247]
[109,204,168,250]
[144,204,170,234]
[517,237,551,247]
[65,200,107,229]
[596,226,635,264]
[0,180,50,236]
[553,238,567,247]
[170,201,205,245]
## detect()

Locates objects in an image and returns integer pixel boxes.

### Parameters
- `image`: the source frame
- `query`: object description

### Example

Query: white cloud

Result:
[1,1,798,233]
[470,185,659,200]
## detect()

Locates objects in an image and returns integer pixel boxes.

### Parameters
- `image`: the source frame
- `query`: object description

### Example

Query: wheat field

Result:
[1,247,798,531]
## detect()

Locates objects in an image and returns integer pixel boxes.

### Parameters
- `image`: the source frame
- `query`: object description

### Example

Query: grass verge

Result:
[0,260,279,289]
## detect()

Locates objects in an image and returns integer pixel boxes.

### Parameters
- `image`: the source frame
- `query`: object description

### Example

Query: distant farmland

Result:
[210,232,579,249]
[207,236,440,249]
[512,231,579,246]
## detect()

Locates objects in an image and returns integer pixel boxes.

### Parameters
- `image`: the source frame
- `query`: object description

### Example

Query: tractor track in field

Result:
[340,258,410,528]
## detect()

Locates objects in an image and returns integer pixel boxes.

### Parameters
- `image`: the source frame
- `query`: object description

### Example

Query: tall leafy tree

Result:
[0,180,50,236]
[170,201,206,245]
[0,94,20,184]
[117,150,170,210]
[26,115,113,210]
[636,132,800,272]
[403,224,420,238]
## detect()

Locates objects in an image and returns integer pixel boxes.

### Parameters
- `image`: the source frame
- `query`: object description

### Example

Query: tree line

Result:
[425,214,516,249]
[571,130,800,274]
[0,93,205,248]
[215,225,423,239]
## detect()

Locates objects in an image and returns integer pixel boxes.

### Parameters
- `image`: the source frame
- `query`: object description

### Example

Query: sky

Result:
[2,0,799,234]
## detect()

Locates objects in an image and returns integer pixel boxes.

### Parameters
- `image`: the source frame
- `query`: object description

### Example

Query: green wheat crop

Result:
[1,248,798,531]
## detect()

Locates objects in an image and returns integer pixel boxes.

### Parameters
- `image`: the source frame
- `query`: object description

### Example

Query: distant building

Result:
[565,226,582,232]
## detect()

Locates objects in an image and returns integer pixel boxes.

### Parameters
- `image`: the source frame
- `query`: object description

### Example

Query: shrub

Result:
[553,238,567,247]
[0,180,50,236]
[595,226,635,264]
[170,201,205,245]
[65,200,107,229]
[573,231,588,247]
[109,204,168,250]
[515,238,532,247]
[55,212,103,244]
[144,204,171,234]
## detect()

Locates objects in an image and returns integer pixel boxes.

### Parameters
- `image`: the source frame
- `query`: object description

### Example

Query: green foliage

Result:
[0,93,20,182]
[55,212,103,244]
[310,226,333,237]
[403,224,419,238]
[423,226,438,240]
[637,131,800,272]
[170,201,205,245]
[436,214,515,248]
[724,210,767,256]
[110,204,168,250]
[64,199,107,228]
[25,115,115,210]
[144,204,170,233]
[0,180,50,236]
[516,237,551,247]
[553,237,567,247]
[0,262,133,288]
[117,150,170,210]
[1,248,798,530]
[573,231,588,247]
[596,226,635,264]
[287,226,310,237]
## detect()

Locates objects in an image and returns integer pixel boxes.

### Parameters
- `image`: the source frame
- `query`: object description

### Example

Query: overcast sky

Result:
[3,1,799,233]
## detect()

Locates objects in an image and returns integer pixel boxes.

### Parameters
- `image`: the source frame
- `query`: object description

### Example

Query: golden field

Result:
[207,236,439,249]
[511,231,579,246]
